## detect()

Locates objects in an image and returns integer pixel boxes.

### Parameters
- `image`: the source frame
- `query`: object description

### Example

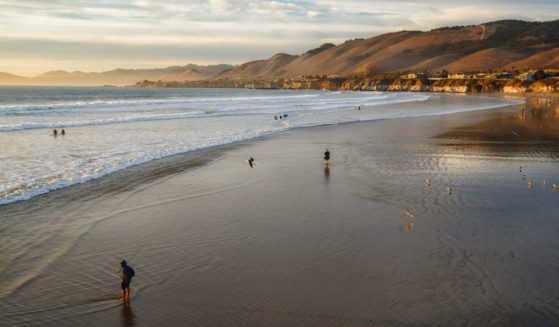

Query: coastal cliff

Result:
[279,77,559,93]
[136,76,559,93]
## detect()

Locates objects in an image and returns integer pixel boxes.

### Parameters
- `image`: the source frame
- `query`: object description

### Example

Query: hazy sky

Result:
[1,0,558,76]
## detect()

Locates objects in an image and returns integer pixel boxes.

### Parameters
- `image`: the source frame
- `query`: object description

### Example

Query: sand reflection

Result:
[437,95,559,157]
[121,301,135,327]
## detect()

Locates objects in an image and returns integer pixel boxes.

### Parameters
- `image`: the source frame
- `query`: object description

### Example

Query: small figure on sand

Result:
[119,260,135,302]
[248,157,255,168]
[274,115,278,120]
[61,129,66,136]
[324,147,330,165]
[53,129,58,137]
[358,105,361,110]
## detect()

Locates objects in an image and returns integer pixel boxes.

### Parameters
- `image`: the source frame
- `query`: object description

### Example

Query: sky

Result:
[0,0,558,76]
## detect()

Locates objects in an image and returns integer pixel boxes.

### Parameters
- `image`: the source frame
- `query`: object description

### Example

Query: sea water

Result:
[0,87,520,205]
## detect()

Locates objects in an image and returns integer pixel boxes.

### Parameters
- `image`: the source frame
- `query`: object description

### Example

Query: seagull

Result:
[424,178,431,187]
[528,180,533,188]
[402,210,415,219]
[447,187,453,195]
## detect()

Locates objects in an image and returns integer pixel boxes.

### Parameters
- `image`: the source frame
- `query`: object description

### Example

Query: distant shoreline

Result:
[134,76,559,94]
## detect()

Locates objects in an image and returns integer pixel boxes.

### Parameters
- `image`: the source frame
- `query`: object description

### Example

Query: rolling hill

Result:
[217,20,559,80]
[0,64,233,86]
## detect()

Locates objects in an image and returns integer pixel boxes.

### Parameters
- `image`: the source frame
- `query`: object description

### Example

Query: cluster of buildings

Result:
[401,69,559,81]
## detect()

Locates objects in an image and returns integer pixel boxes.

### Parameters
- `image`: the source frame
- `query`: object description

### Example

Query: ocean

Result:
[0,87,520,205]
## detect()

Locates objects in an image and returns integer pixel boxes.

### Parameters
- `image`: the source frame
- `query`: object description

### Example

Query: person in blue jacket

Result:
[119,260,135,301]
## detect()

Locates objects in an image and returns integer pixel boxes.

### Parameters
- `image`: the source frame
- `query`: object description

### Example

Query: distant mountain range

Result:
[0,64,233,86]
[1,19,558,86]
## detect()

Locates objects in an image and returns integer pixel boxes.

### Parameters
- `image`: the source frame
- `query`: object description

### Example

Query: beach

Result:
[1,93,559,326]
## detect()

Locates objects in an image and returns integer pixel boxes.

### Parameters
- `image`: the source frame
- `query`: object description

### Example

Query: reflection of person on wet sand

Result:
[119,260,135,302]
[121,301,135,327]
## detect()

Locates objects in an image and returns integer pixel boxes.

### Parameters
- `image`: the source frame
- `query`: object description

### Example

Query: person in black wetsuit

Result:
[119,260,135,301]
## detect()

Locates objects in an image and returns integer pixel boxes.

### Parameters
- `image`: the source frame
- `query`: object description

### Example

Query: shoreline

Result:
[0,92,521,207]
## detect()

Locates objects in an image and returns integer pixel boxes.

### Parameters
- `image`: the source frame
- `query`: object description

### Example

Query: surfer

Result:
[119,260,135,302]
[248,157,255,168]
[53,129,58,137]
[324,147,330,164]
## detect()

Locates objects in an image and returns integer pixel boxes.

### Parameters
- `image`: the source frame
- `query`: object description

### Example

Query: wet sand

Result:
[1,94,559,326]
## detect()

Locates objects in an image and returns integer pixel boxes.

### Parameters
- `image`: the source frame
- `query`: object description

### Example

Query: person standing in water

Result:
[324,148,330,164]
[119,260,135,301]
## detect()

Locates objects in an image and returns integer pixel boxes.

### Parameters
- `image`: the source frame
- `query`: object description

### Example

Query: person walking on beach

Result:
[324,147,330,164]
[53,129,58,137]
[119,260,135,301]
[61,129,66,136]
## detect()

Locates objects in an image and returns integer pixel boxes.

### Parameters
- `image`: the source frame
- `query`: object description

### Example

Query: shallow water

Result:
[1,94,559,326]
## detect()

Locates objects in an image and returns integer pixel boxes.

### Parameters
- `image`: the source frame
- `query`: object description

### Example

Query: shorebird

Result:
[553,184,558,192]
[447,187,452,195]
[523,174,527,180]
[424,178,431,187]
[528,180,533,188]
[519,166,522,172]
[403,210,415,219]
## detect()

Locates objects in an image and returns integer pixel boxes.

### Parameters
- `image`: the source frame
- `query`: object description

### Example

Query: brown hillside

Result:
[218,53,297,79]
[216,20,559,80]
[442,48,526,72]
[508,48,559,69]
